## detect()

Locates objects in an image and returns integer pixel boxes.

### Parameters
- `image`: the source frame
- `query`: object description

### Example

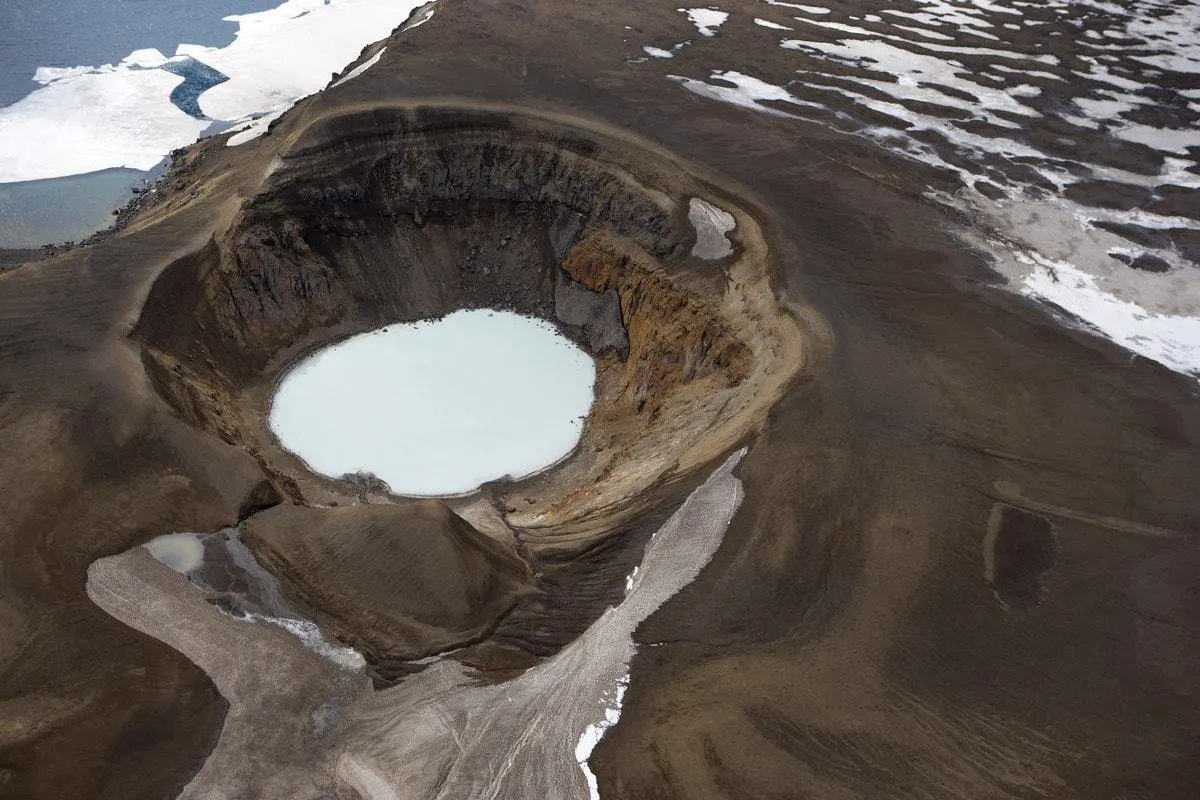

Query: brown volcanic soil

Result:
[1,1,1199,799]
[243,501,533,678]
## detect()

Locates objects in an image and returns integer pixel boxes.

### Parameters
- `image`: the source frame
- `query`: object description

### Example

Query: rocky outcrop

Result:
[562,230,751,414]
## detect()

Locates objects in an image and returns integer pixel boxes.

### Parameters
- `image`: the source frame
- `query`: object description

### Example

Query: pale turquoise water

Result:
[269,310,597,496]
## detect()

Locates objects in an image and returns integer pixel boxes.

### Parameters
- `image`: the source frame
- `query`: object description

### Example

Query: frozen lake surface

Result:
[269,309,596,496]
[0,0,429,247]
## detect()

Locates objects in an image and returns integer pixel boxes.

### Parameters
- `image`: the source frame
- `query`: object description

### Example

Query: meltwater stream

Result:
[268,309,596,496]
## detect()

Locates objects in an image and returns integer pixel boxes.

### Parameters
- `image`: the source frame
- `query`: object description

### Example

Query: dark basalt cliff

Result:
[135,108,679,389]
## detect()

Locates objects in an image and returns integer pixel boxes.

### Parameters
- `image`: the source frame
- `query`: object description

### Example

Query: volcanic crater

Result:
[5,6,1200,794]
[133,105,817,538]
[114,105,823,686]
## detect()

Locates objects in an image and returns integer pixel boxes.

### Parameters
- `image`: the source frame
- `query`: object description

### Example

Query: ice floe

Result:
[0,63,209,181]
[225,107,288,146]
[0,0,431,182]
[762,0,830,13]
[179,0,427,122]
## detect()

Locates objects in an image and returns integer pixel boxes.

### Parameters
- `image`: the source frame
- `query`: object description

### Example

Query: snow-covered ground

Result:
[269,310,596,496]
[1017,251,1200,375]
[688,197,737,259]
[680,7,730,37]
[667,0,1200,377]
[0,0,430,183]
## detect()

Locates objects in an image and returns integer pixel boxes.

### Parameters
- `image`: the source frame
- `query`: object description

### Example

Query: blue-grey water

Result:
[0,0,275,249]
[0,0,276,107]
[0,166,167,248]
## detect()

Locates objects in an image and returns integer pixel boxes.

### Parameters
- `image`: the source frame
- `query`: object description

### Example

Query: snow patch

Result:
[1018,252,1200,376]
[754,18,794,30]
[332,47,386,88]
[575,673,630,800]
[680,7,730,37]
[688,197,737,259]
[248,613,367,670]
[671,69,825,116]
[643,46,675,59]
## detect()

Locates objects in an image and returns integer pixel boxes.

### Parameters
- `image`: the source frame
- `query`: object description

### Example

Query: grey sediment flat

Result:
[87,451,745,799]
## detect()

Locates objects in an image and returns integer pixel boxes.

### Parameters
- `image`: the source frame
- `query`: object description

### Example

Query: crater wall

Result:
[132,106,817,545]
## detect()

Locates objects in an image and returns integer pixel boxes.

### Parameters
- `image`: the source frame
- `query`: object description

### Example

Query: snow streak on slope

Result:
[89,451,748,799]
[670,0,1200,376]
[340,450,748,800]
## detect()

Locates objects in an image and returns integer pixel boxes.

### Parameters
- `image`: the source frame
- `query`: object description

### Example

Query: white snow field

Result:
[680,7,730,37]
